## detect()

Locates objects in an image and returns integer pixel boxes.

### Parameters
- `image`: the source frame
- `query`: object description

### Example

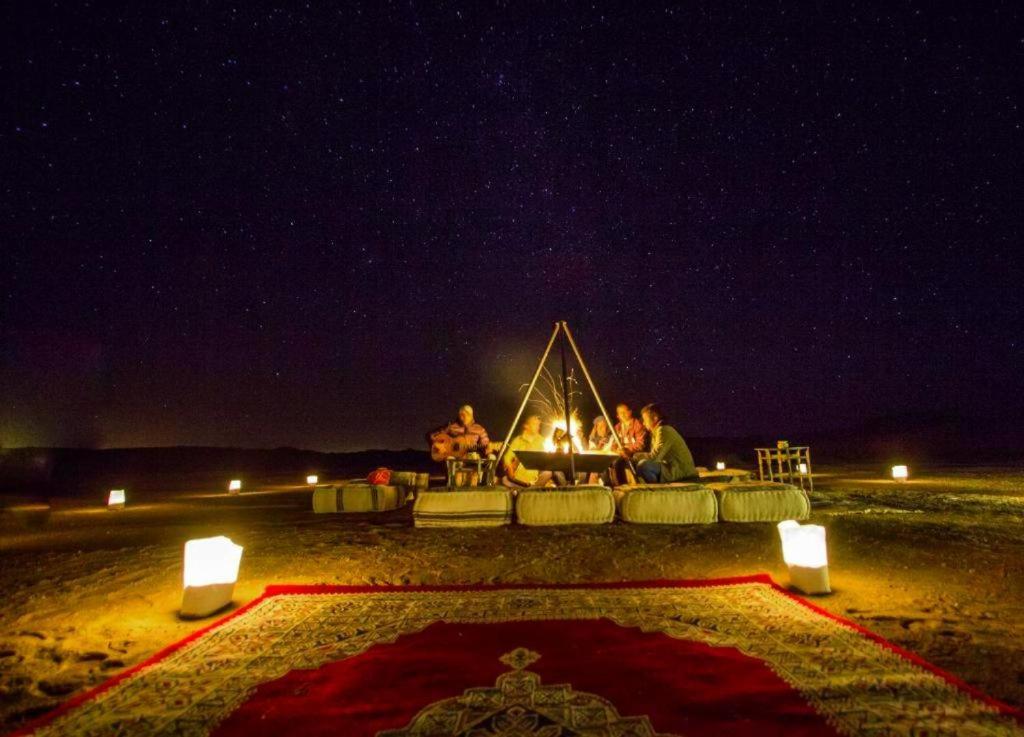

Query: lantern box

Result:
[181,536,243,618]
[777,520,830,595]
[107,489,125,509]
[891,465,908,482]
[228,479,242,494]
[306,474,319,485]
[715,461,726,471]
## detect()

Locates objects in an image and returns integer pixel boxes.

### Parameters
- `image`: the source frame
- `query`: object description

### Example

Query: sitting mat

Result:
[413,488,513,528]
[706,481,810,522]
[336,484,406,513]
[311,486,338,514]
[516,486,615,526]
[614,484,718,524]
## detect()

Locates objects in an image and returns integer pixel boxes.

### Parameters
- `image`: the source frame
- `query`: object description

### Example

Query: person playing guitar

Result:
[428,404,491,461]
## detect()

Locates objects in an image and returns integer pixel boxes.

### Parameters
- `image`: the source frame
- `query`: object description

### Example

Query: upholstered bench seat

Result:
[706,481,811,522]
[413,488,514,528]
[515,486,615,526]
[312,484,406,514]
[613,483,718,524]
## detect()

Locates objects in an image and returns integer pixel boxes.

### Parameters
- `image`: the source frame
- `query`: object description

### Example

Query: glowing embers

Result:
[228,479,242,494]
[107,489,125,509]
[306,474,319,486]
[181,536,243,618]
[891,465,908,482]
[777,520,830,595]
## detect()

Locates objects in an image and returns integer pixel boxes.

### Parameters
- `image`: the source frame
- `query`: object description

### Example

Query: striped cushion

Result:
[413,489,513,528]
[613,483,718,524]
[706,481,811,522]
[312,486,339,514]
[515,486,615,526]
[312,484,406,513]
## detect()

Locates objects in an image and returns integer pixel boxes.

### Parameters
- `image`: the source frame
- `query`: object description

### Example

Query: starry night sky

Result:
[2,2,1021,451]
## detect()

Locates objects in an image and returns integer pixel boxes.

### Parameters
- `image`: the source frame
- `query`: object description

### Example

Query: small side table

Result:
[755,445,813,492]
[445,457,497,489]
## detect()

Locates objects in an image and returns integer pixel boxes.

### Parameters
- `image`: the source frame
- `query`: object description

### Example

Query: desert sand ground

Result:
[1,465,1023,732]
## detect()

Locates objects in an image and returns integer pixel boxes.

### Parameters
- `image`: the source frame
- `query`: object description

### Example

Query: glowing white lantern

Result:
[777,520,830,595]
[891,465,908,482]
[715,461,726,471]
[798,462,808,475]
[107,489,125,509]
[181,536,243,618]
[228,479,242,493]
[306,474,319,485]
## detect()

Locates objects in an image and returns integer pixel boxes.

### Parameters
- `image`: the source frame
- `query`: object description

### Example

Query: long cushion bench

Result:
[613,483,718,524]
[312,484,406,514]
[515,486,615,526]
[706,481,810,522]
[413,488,514,528]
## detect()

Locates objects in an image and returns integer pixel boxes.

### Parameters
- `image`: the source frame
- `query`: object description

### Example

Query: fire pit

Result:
[513,450,618,475]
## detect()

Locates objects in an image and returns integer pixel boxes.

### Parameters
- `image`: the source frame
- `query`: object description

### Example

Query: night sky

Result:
[2,3,1021,451]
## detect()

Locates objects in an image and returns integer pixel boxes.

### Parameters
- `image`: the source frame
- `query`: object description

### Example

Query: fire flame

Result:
[543,413,584,453]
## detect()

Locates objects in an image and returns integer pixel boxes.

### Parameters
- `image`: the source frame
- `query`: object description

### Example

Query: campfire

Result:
[543,413,585,454]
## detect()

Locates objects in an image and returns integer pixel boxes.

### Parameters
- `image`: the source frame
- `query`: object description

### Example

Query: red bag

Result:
[367,467,391,485]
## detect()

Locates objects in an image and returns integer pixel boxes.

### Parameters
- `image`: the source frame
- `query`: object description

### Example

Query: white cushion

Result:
[706,482,811,522]
[515,486,615,526]
[614,483,718,524]
[413,489,513,527]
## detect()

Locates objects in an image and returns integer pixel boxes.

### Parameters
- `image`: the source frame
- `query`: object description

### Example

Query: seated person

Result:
[501,414,554,489]
[587,415,613,484]
[429,404,490,456]
[632,403,699,484]
[588,415,613,451]
[610,402,648,485]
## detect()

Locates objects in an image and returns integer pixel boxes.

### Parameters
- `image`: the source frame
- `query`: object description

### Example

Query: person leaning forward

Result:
[501,414,554,489]
[632,403,699,483]
[609,403,648,485]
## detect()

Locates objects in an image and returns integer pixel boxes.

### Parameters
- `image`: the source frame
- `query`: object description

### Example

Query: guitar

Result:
[429,433,479,462]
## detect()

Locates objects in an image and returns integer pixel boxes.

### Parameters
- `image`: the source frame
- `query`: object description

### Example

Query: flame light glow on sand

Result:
[892,465,908,482]
[107,489,125,508]
[306,474,319,485]
[181,536,243,618]
[777,520,830,595]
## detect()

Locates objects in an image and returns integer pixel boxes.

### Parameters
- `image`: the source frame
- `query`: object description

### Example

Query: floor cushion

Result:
[312,486,339,513]
[312,484,406,514]
[515,486,615,526]
[413,488,514,528]
[613,483,718,524]
[389,471,431,489]
[706,481,811,522]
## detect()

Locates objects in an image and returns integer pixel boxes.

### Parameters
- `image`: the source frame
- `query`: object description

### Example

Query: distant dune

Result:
[2,414,1021,500]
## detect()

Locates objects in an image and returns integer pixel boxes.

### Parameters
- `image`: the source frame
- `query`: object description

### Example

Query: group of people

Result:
[429,402,698,489]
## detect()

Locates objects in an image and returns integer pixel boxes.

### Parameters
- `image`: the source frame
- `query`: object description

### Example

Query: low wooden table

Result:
[698,468,753,484]
[445,457,497,489]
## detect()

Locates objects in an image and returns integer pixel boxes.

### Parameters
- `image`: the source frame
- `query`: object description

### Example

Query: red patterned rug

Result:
[14,576,1023,736]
